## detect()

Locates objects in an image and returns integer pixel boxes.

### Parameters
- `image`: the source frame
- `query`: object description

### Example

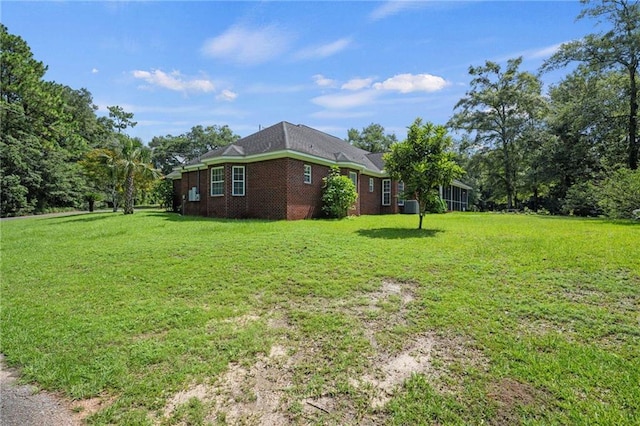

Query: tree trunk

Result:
[629,66,638,170]
[111,188,118,212]
[124,170,134,214]
[418,213,424,230]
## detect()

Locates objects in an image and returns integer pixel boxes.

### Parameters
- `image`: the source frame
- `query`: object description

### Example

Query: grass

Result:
[1,210,638,425]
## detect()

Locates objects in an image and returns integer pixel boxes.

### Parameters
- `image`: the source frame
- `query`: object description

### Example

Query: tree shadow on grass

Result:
[46,213,115,224]
[147,212,275,224]
[356,227,444,239]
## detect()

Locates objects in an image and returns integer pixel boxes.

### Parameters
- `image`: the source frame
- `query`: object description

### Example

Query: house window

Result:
[210,166,224,196]
[382,179,391,206]
[304,164,312,184]
[397,181,405,206]
[232,166,245,196]
[369,177,374,192]
[349,171,358,191]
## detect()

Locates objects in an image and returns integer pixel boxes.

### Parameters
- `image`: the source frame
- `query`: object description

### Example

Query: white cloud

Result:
[373,73,449,93]
[369,1,422,22]
[91,68,99,74]
[311,110,373,119]
[525,42,563,60]
[201,24,293,65]
[294,37,352,60]
[341,77,374,91]
[311,90,379,110]
[216,89,238,102]
[244,83,308,94]
[313,74,337,88]
[132,69,215,93]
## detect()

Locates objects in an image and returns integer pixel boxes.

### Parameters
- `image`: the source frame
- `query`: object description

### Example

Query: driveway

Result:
[0,355,79,426]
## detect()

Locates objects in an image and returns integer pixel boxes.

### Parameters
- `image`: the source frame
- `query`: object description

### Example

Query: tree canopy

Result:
[346,123,397,153]
[1,24,102,216]
[149,125,239,175]
[0,25,239,217]
[542,0,639,170]
[449,57,546,210]
[384,119,464,229]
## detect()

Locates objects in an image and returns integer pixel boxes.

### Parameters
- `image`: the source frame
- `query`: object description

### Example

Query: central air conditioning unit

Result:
[188,187,200,201]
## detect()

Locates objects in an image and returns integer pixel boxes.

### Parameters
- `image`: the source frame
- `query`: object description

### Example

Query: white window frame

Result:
[304,164,312,184]
[210,166,224,197]
[369,177,374,192]
[232,166,245,196]
[349,171,358,192]
[382,179,391,206]
[397,181,405,206]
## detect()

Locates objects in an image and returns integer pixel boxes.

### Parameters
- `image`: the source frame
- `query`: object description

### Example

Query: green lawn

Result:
[1,211,638,425]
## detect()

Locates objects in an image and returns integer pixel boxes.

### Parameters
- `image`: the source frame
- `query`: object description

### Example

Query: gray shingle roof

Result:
[190,121,385,173]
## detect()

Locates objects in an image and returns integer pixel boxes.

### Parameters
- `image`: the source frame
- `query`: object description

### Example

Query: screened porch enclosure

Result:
[440,182,470,211]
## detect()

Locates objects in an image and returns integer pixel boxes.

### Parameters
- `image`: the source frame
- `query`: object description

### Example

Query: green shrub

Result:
[153,178,174,211]
[423,194,447,214]
[598,167,640,219]
[0,175,33,217]
[321,166,358,218]
[562,181,603,217]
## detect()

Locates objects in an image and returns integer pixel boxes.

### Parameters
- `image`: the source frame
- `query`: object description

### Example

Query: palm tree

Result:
[114,136,159,214]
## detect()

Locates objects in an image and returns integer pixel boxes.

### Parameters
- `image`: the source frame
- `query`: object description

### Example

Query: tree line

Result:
[0,24,238,217]
[1,0,638,219]
[450,0,639,218]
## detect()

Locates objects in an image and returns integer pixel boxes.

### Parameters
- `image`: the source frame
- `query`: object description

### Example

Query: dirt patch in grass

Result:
[162,280,490,424]
[69,395,115,423]
[161,344,292,425]
[487,378,542,425]
[361,335,435,408]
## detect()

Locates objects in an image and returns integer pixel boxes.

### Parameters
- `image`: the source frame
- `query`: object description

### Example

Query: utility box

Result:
[403,200,419,214]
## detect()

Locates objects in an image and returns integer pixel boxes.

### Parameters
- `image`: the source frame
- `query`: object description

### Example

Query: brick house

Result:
[168,121,470,220]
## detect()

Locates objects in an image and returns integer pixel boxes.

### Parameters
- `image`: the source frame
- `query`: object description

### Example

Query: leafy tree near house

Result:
[346,123,397,153]
[81,147,123,212]
[384,119,464,230]
[81,107,159,214]
[116,136,159,214]
[150,125,239,175]
[322,166,358,218]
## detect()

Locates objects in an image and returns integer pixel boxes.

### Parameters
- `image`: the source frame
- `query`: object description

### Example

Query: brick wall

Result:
[172,179,182,212]
[360,175,381,215]
[286,159,328,219]
[173,158,401,219]
[245,159,288,219]
[206,165,228,218]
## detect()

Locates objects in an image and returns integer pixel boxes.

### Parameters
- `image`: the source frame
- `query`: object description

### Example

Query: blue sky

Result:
[3,1,596,142]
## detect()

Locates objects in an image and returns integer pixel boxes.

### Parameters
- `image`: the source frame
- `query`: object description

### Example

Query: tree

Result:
[105,105,137,133]
[0,25,96,216]
[346,123,397,153]
[449,57,546,209]
[542,0,639,170]
[598,167,640,218]
[150,125,239,175]
[543,69,628,210]
[81,147,123,212]
[321,166,358,218]
[114,136,159,215]
[384,118,464,229]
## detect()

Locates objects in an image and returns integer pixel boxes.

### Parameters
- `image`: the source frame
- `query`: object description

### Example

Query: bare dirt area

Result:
[487,377,546,425]
[160,279,491,425]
